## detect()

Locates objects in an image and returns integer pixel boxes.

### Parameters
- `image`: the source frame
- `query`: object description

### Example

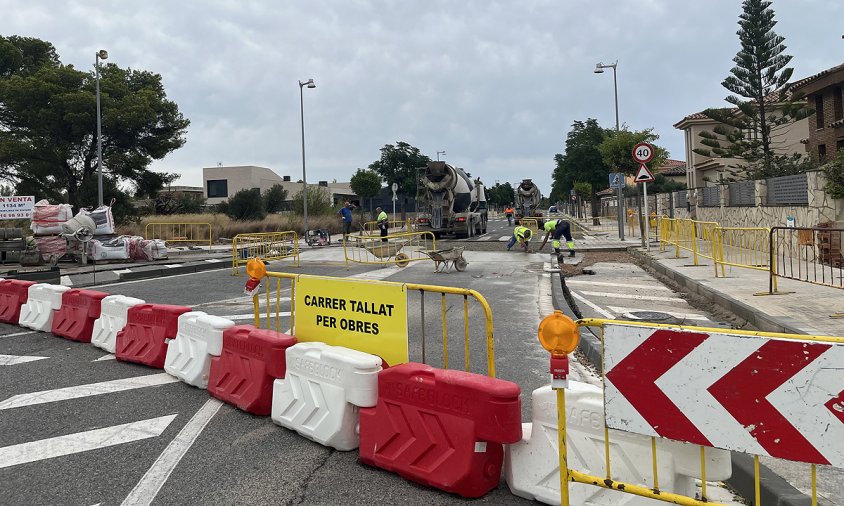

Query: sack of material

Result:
[88,237,130,261]
[125,236,168,261]
[61,212,97,237]
[35,236,67,262]
[30,200,73,235]
[79,206,115,235]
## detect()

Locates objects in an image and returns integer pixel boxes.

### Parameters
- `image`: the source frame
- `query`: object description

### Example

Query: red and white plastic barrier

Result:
[51,289,109,343]
[164,312,235,389]
[0,279,35,324]
[207,325,296,416]
[504,382,732,505]
[116,304,191,368]
[359,362,523,498]
[19,283,71,332]
[91,295,145,353]
[271,342,382,451]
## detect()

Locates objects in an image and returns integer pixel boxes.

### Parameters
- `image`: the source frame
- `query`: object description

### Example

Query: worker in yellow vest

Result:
[507,226,532,253]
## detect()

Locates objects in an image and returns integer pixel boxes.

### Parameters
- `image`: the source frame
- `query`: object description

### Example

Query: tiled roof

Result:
[790,62,844,92]
[657,159,686,176]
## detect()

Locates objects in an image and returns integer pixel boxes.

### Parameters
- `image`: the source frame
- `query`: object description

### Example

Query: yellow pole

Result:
[754,455,761,505]
[557,387,570,506]
[441,293,448,369]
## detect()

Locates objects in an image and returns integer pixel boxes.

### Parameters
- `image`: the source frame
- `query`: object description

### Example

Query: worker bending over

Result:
[539,219,575,257]
[507,226,532,253]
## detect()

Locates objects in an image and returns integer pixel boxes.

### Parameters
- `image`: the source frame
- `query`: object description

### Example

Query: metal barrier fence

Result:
[361,219,412,236]
[231,231,299,275]
[553,318,842,506]
[253,271,497,376]
[658,217,719,266]
[144,222,212,252]
[713,226,771,280]
[769,226,844,293]
[519,217,540,236]
[342,230,436,270]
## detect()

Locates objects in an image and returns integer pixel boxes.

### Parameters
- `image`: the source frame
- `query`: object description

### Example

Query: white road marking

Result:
[0,373,180,410]
[121,399,223,506]
[163,264,181,269]
[60,275,73,286]
[577,290,685,303]
[498,236,510,242]
[569,290,616,319]
[0,354,49,366]
[97,268,228,288]
[478,234,493,241]
[193,295,290,308]
[204,259,221,263]
[565,279,672,291]
[606,306,708,321]
[0,415,176,469]
[93,354,116,362]
[0,330,40,339]
[113,269,133,275]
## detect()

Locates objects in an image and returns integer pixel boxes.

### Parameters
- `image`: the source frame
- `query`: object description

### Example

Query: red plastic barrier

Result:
[116,304,191,368]
[0,279,35,324]
[207,325,296,416]
[359,363,522,498]
[51,289,109,342]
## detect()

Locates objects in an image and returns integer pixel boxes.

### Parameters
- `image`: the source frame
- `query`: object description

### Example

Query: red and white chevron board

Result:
[603,324,844,467]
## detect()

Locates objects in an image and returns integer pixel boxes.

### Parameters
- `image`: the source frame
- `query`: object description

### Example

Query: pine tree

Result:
[694,0,812,179]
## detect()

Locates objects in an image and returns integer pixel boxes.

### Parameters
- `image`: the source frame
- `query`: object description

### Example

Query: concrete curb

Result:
[548,267,813,505]
[116,260,227,281]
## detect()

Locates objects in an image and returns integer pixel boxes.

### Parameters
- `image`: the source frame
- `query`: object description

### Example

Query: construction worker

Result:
[539,218,575,257]
[375,206,389,242]
[507,226,532,253]
[504,204,515,226]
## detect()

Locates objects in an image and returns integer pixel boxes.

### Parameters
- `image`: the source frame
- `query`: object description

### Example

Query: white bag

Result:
[143,238,168,260]
[80,205,115,235]
[88,237,130,261]
[61,212,97,237]
[30,199,73,235]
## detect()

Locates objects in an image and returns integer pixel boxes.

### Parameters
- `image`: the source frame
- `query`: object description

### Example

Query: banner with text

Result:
[295,276,408,366]
[0,196,35,220]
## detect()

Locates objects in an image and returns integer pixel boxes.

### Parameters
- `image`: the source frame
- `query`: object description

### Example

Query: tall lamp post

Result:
[594,61,623,240]
[95,49,108,207]
[436,150,446,161]
[299,78,316,235]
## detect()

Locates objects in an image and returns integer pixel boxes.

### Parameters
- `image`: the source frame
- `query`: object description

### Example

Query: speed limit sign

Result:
[632,142,654,164]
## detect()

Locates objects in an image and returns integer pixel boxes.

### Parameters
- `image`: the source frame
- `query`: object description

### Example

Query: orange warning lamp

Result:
[246,258,267,280]
[538,310,579,356]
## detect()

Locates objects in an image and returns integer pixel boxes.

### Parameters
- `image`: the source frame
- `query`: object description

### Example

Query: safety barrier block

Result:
[18,284,71,332]
[271,342,382,451]
[208,325,296,415]
[504,382,732,505]
[51,289,109,343]
[0,279,35,324]
[91,295,145,353]
[115,304,191,368]
[359,362,522,498]
[164,312,235,389]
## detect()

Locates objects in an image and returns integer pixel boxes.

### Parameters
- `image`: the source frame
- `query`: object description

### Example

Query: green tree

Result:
[227,188,266,221]
[262,184,288,213]
[349,168,382,215]
[598,128,668,175]
[368,141,430,214]
[551,119,610,222]
[0,35,188,207]
[291,187,333,216]
[823,151,844,200]
[486,182,515,208]
[693,0,812,179]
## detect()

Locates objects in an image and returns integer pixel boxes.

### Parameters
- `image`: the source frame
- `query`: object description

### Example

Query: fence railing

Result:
[361,219,412,236]
[231,231,299,275]
[701,186,720,207]
[342,230,436,270]
[767,173,809,206]
[769,226,844,293]
[144,222,212,252]
[712,226,772,281]
[253,270,497,376]
[728,180,755,207]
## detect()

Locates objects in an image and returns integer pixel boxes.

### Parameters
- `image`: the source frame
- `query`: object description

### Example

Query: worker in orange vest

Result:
[504,204,515,226]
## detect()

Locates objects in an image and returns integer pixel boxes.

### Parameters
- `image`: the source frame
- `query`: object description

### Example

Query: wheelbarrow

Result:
[425,246,467,272]
[363,240,411,267]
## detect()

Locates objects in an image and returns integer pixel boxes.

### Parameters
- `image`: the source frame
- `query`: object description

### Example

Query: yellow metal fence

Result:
[144,222,212,252]
[361,219,412,236]
[343,230,436,270]
[253,271,497,376]
[231,231,299,274]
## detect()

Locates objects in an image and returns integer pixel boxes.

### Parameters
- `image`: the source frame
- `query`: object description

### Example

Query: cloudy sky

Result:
[2,0,842,194]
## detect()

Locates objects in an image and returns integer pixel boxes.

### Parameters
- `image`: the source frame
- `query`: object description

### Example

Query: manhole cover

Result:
[625,311,676,323]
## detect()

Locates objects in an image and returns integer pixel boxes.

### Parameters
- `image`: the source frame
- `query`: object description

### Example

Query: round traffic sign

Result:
[632,142,655,164]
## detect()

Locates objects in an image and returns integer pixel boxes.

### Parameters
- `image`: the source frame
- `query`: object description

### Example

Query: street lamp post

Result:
[299,78,316,235]
[436,150,446,161]
[595,61,623,240]
[95,49,108,207]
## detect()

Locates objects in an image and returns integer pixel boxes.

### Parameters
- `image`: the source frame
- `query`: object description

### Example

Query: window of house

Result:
[816,95,825,129]
[207,179,228,198]
[818,144,827,162]
[837,139,844,152]
[834,87,843,121]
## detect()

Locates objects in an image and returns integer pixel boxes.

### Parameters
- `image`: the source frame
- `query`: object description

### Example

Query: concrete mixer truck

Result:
[416,162,487,238]
[514,178,542,224]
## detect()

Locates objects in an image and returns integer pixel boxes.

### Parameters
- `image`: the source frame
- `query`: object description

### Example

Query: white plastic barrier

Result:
[91,295,145,353]
[164,312,234,389]
[18,283,71,331]
[271,342,382,451]
[504,382,732,505]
